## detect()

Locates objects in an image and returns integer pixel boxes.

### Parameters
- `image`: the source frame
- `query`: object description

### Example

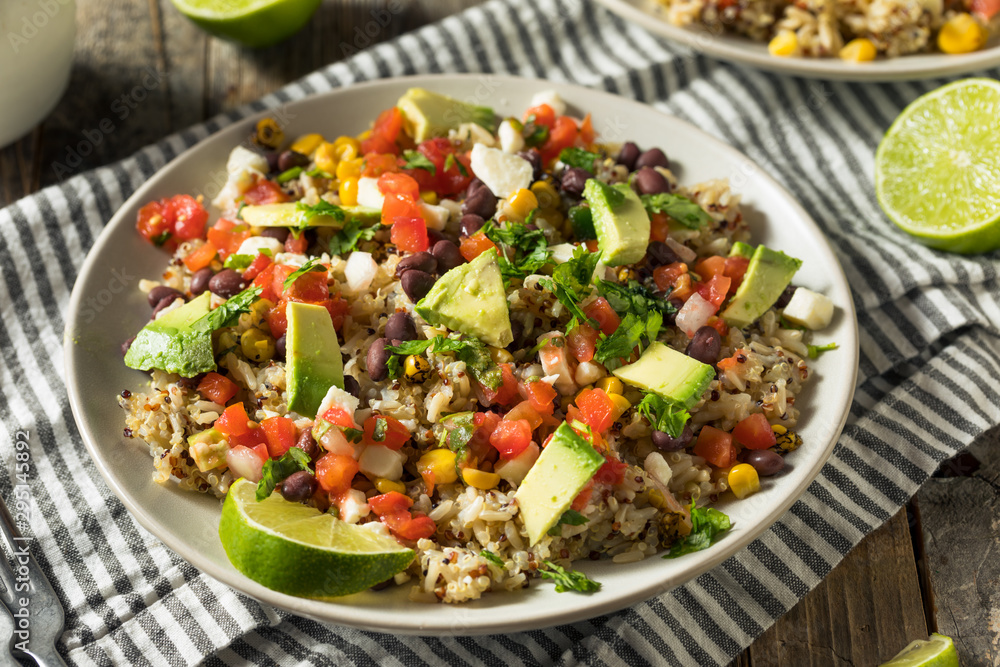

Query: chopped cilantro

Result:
[540,561,601,593]
[223,253,254,271]
[192,285,262,332]
[663,502,731,559]
[593,280,677,369]
[386,336,500,390]
[295,200,347,229]
[807,342,838,359]
[480,550,505,568]
[283,258,326,290]
[635,393,690,438]
[547,509,589,536]
[639,193,713,229]
[539,245,602,330]
[329,219,380,256]
[558,147,602,173]
[401,149,436,175]
[482,220,551,284]
[255,448,312,501]
[305,167,334,179]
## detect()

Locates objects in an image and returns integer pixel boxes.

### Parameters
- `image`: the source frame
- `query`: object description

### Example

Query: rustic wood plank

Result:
[747,510,927,666]
[918,433,1000,666]
[0,127,42,205]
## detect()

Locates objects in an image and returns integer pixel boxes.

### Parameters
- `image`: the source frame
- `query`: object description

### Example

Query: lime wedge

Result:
[219,478,414,597]
[170,0,322,48]
[875,78,1000,254]
[879,633,960,667]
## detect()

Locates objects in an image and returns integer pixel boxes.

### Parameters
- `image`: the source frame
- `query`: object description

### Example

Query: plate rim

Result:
[64,72,860,635]
[595,0,1000,82]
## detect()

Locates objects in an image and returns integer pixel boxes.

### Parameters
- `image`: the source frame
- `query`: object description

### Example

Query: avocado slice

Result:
[415,248,513,348]
[286,301,344,417]
[728,241,755,259]
[514,422,606,546]
[396,88,496,142]
[582,179,650,267]
[612,342,714,408]
[720,245,802,329]
[240,203,380,229]
[124,292,216,378]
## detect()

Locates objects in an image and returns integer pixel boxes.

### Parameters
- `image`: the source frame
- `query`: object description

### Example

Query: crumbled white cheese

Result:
[236,236,283,257]
[498,119,525,154]
[469,144,533,199]
[529,90,567,116]
[782,287,834,330]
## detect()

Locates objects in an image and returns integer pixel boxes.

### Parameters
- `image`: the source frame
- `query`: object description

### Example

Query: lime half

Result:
[878,633,960,667]
[220,478,414,598]
[875,78,1000,254]
[170,0,322,48]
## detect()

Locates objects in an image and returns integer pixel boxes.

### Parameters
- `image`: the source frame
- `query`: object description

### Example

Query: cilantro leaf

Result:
[444,153,468,177]
[192,285,262,332]
[636,393,690,438]
[807,342,838,359]
[640,193,713,229]
[547,509,589,536]
[593,280,677,368]
[558,147,602,173]
[255,448,312,501]
[482,221,551,284]
[663,502,731,559]
[480,550,505,568]
[539,245,602,329]
[329,219,380,256]
[402,149,436,175]
[521,115,549,147]
[152,230,171,247]
[385,337,500,390]
[540,561,601,593]
[283,258,326,291]
[223,253,254,271]
[295,200,347,229]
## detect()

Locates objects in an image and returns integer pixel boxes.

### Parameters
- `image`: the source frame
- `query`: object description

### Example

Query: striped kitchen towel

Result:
[2,0,999,664]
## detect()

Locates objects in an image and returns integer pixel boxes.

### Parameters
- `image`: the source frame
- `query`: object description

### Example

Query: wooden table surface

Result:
[3,1,997,665]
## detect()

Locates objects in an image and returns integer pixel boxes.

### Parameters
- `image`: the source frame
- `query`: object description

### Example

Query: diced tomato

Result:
[369,491,436,540]
[265,300,289,339]
[284,232,309,254]
[695,256,727,281]
[391,216,429,253]
[716,350,744,371]
[523,103,556,129]
[724,256,750,292]
[243,179,287,205]
[360,107,404,155]
[578,114,595,146]
[206,219,251,259]
[404,138,473,196]
[378,171,420,199]
[319,294,350,331]
[314,453,359,495]
[470,411,502,451]
[241,252,272,282]
[182,241,218,272]
[584,298,620,336]
[361,153,399,178]
[250,443,270,463]
[136,200,176,251]
[459,232,497,261]
[709,317,729,337]
[972,0,1000,19]
[693,426,737,468]
[230,428,268,451]
[215,403,253,437]
[369,490,413,514]
[322,407,355,429]
[489,419,532,460]
[170,194,209,241]
[593,456,628,485]
[504,401,543,431]
[284,268,329,303]
[540,116,579,163]
[585,239,600,253]
[732,413,777,450]
[260,416,297,458]
[197,372,238,405]
[362,415,410,450]
[649,212,670,243]
[566,323,598,363]
[252,263,293,303]
[479,363,519,407]
[695,274,732,308]
[653,262,689,294]
[571,480,593,511]
[520,379,558,416]
[576,388,615,434]
[393,513,438,541]
[381,191,423,227]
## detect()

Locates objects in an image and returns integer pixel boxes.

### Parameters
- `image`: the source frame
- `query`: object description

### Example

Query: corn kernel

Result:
[648,487,668,510]
[417,449,458,485]
[609,394,631,421]
[617,267,638,283]
[314,141,338,174]
[773,428,802,455]
[356,130,372,141]
[339,177,360,207]
[420,191,439,205]
[838,38,877,62]
[509,188,539,218]
[728,463,761,499]
[938,14,987,54]
[462,468,501,490]
[332,136,361,162]
[290,133,324,156]
[771,424,787,435]
[597,377,624,396]
[240,328,275,363]
[336,157,364,181]
[248,297,274,329]
[254,118,284,149]
[530,181,560,210]
[488,346,514,364]
[768,30,799,57]
[375,478,406,494]
[404,355,432,383]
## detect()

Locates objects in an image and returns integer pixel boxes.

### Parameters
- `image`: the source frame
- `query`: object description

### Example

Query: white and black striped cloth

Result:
[3,0,998,664]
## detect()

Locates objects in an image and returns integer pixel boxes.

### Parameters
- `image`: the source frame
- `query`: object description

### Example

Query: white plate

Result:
[64,74,858,635]
[596,0,1000,81]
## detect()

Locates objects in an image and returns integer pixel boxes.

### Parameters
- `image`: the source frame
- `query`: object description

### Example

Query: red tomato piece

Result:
[393,513,437,541]
[723,256,750,292]
[378,171,420,200]
[136,200,176,251]
[540,116,578,163]
[695,256,727,281]
[241,253,272,282]
[578,114,595,146]
[197,372,238,405]
[571,480,593,511]
[361,153,399,178]
[593,456,628,485]
[972,0,1000,18]
[489,419,533,460]
[322,407,355,429]
[284,232,309,254]
[695,275,732,308]
[459,232,497,262]
[182,241,218,272]
[265,300,289,339]
[576,388,615,434]
[584,298,621,336]
[243,179,287,205]
[653,262,689,294]
[362,415,410,450]
[169,194,209,241]
[693,426,737,468]
[260,416,297,458]
[504,401,543,431]
[250,443,270,463]
[360,107,404,155]
[206,219,251,259]
[470,412,502,451]
[285,269,329,303]
[649,212,670,243]
[369,491,413,515]
[390,216,430,253]
[381,192,423,227]
[404,138,473,196]
[708,317,729,337]
[732,413,777,450]
[314,453,359,495]
[520,379,558,416]
[215,403,253,437]
[523,104,556,129]
[318,294,350,332]
[566,323,598,363]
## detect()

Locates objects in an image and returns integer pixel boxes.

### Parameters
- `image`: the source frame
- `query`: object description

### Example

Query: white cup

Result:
[0,0,76,148]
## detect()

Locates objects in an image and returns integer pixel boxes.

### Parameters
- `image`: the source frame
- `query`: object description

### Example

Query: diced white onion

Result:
[225,446,264,483]
[344,251,377,292]
[675,292,716,338]
[358,445,406,480]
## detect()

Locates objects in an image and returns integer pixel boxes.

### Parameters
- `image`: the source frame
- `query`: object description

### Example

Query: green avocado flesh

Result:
[720,245,802,329]
[396,88,496,142]
[613,342,714,408]
[240,202,380,229]
[124,292,215,378]
[286,301,344,417]
[583,179,650,267]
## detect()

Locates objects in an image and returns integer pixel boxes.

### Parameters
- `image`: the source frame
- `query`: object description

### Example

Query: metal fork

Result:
[0,495,66,667]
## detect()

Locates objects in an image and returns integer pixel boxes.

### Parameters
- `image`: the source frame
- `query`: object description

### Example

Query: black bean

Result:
[260,227,290,243]
[264,151,280,173]
[147,285,184,309]
[462,184,497,219]
[744,450,785,477]
[121,336,135,358]
[190,267,214,296]
[370,578,394,591]
[432,240,464,273]
[617,141,640,171]
[635,147,669,170]
[646,240,681,268]
[686,326,722,366]
[274,335,287,360]
[280,470,318,502]
[775,284,798,309]
[385,311,417,342]
[428,228,447,247]
[466,178,486,198]
[208,269,246,298]
[634,167,670,195]
[151,296,183,319]
[277,150,309,173]
[396,251,437,277]
[652,424,693,451]
[516,149,543,180]
[662,297,685,327]
[400,269,436,303]
[507,319,524,352]
[343,374,361,398]
[560,167,592,198]
[294,428,318,459]
[459,214,486,238]
[367,337,391,382]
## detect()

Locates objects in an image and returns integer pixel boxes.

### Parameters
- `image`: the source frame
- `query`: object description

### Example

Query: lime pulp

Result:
[878,633,960,667]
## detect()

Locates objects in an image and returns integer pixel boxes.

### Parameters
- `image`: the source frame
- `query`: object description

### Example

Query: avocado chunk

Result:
[415,248,513,348]
[188,428,229,472]
[124,292,216,377]
[240,202,381,229]
[720,245,802,329]
[612,342,713,408]
[583,179,650,267]
[286,301,344,417]
[396,88,496,142]
[514,422,606,546]
[728,241,755,259]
